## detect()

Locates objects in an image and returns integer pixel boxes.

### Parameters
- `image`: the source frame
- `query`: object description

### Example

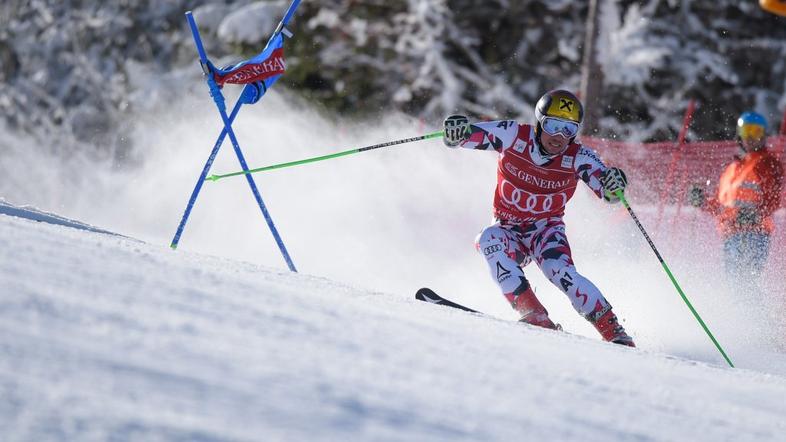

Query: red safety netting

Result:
[585,135,786,280]
[585,135,786,208]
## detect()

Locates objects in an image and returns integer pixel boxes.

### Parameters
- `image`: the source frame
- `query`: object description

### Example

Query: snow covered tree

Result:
[1,0,785,158]
[597,0,786,141]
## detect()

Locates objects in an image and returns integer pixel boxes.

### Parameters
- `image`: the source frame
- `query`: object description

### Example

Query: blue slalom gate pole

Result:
[170,75,264,251]
[272,0,302,41]
[171,10,298,272]
[170,98,243,250]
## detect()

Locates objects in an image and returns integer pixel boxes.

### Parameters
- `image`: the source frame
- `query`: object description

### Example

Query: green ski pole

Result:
[615,190,734,368]
[207,130,443,182]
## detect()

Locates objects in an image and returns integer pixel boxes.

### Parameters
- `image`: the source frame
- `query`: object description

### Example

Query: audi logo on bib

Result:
[499,179,569,214]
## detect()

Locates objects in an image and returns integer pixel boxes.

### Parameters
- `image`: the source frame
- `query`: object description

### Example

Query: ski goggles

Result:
[738,123,765,140]
[541,117,580,138]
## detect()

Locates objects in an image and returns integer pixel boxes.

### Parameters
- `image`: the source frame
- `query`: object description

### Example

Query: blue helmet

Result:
[737,111,767,134]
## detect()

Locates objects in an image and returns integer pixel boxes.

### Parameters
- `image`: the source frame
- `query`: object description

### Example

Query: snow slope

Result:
[2,205,786,441]
[4,89,786,367]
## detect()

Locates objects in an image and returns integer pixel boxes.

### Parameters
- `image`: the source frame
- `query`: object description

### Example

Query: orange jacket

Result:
[705,150,784,237]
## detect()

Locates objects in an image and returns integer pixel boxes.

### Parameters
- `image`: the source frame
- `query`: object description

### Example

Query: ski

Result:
[415,287,481,313]
[414,288,642,348]
[416,287,568,333]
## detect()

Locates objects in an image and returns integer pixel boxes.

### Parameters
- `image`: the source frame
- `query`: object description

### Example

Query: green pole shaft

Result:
[207,131,443,181]
[616,190,734,368]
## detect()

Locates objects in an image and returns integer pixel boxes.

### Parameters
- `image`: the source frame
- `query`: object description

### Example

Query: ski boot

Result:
[588,304,635,347]
[507,287,559,330]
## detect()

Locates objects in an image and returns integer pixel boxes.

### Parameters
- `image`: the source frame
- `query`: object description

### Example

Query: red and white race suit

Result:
[459,120,615,319]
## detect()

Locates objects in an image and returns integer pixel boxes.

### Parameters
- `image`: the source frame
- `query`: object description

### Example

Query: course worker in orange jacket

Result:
[689,111,784,281]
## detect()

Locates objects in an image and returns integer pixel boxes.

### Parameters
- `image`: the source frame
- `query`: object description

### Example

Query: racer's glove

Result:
[443,114,470,147]
[601,167,628,203]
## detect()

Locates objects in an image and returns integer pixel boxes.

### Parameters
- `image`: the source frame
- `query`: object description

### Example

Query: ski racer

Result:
[443,89,635,347]
[688,111,784,281]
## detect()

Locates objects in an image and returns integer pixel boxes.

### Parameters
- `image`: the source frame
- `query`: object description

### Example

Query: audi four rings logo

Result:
[499,179,569,213]
[484,244,503,255]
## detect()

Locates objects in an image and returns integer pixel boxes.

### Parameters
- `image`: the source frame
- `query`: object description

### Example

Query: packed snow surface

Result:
[1,202,786,441]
